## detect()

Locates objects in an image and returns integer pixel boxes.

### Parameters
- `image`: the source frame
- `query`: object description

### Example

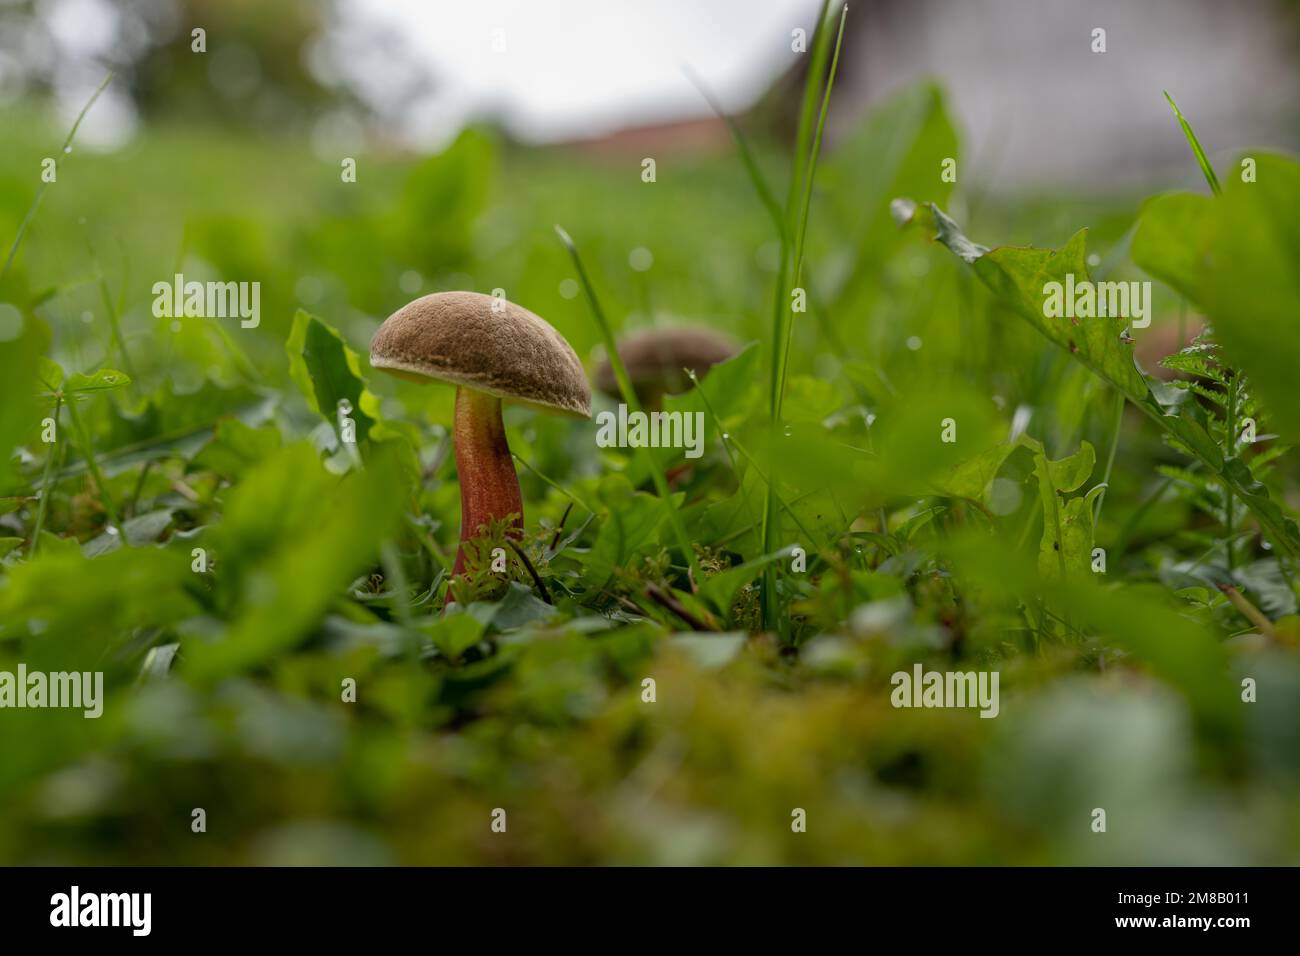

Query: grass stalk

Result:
[64,395,120,531]
[555,225,705,587]
[2,73,113,281]
[1092,387,1126,526]
[28,394,64,555]
[1163,91,1222,195]
[761,2,848,632]
[681,64,786,242]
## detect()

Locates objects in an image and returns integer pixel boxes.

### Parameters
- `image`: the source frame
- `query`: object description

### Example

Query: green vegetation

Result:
[1,47,1298,864]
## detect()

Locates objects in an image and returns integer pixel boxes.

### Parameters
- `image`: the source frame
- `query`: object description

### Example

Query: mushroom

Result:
[594,326,738,411]
[369,291,591,578]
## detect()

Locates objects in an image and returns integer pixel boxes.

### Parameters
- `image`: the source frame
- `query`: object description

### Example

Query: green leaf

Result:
[286,309,376,447]
[1231,558,1298,619]
[960,223,1150,400]
[37,356,63,391]
[1205,154,1300,447]
[920,203,1300,561]
[65,368,130,392]
[193,419,283,479]
[938,437,1027,501]
[698,546,795,618]
[490,581,559,631]
[1028,440,1097,579]
[1131,192,1214,304]
[122,508,174,546]
[1040,441,1095,495]
[580,483,666,590]
[824,83,961,284]
[929,202,988,264]
[182,441,406,681]
[426,611,486,660]
[0,543,194,643]
[851,378,1003,500]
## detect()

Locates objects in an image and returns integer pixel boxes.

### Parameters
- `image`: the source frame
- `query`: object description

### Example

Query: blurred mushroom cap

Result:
[595,326,739,398]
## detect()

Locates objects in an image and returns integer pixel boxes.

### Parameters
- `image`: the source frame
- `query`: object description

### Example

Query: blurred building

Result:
[819,0,1300,190]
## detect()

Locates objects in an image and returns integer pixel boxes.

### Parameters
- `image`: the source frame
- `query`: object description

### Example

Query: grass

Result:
[555,223,704,587]
[0,44,1298,867]
[762,1,847,634]
[1,73,114,282]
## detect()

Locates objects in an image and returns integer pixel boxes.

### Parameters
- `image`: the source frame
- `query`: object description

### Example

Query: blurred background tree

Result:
[0,0,434,140]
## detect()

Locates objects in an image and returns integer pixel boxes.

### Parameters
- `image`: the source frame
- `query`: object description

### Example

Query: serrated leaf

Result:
[920,203,1300,560]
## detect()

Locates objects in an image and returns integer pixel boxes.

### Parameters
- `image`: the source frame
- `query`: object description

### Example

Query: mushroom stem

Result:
[452,386,524,577]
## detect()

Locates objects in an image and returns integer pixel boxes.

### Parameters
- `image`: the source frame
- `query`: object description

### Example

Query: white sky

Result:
[337,0,820,146]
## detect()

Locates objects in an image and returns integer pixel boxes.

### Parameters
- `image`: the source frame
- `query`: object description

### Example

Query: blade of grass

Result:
[790,4,848,288]
[2,72,113,281]
[90,256,138,381]
[781,1,849,403]
[64,395,121,531]
[406,514,451,572]
[1163,91,1222,195]
[681,59,874,415]
[680,63,786,243]
[762,2,847,633]
[28,394,63,556]
[513,450,598,517]
[769,0,836,422]
[1092,386,1126,526]
[1163,93,1237,561]
[555,225,705,587]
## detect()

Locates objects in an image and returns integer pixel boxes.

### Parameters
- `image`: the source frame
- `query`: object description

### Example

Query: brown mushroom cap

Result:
[595,326,739,398]
[370,291,591,418]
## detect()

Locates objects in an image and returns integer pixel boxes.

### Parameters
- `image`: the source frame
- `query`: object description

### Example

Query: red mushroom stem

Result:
[452,386,524,577]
